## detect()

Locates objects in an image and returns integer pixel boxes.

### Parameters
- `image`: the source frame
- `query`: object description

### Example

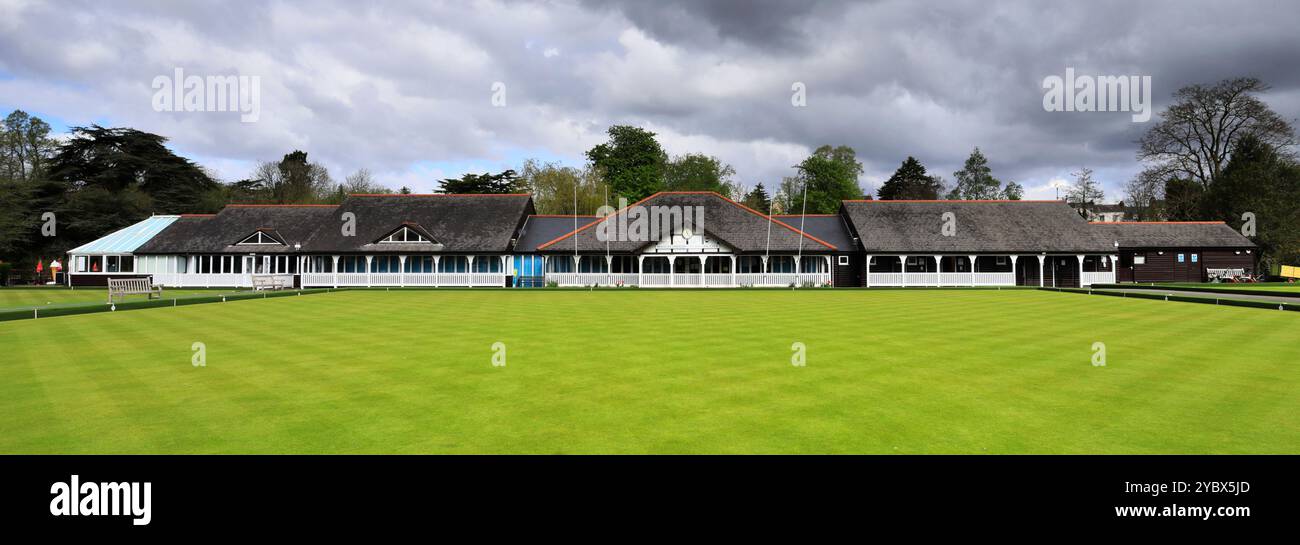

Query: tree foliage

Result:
[438,169,524,194]
[249,150,335,204]
[1065,167,1105,217]
[1203,135,1300,270]
[1162,178,1203,221]
[946,148,1004,200]
[786,145,864,214]
[47,125,219,213]
[1138,77,1295,189]
[2,110,55,182]
[742,183,772,212]
[877,156,943,200]
[521,158,608,214]
[585,125,667,202]
[663,153,739,197]
[1001,180,1024,200]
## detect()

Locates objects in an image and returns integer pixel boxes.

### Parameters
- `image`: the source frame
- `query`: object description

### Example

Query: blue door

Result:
[512,255,545,287]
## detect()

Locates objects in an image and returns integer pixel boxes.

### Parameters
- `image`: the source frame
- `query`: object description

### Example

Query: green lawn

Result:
[0,287,253,312]
[1,289,1296,454]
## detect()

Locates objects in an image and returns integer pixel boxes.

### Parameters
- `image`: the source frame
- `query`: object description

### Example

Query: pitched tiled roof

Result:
[773,215,857,252]
[515,216,601,252]
[300,194,533,253]
[1091,222,1255,248]
[536,192,836,253]
[841,200,1113,254]
[136,206,335,253]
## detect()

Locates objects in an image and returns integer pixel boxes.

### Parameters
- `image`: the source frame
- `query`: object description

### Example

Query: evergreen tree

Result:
[946,148,1003,200]
[743,183,772,212]
[877,156,943,200]
[439,169,524,194]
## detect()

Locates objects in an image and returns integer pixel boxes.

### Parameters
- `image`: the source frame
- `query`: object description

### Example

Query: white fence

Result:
[151,273,253,288]
[152,272,509,288]
[1081,271,1114,286]
[867,271,1016,287]
[149,270,845,289]
[546,272,832,287]
[301,272,507,287]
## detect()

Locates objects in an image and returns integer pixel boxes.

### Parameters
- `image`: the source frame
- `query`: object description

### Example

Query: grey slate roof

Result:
[773,215,857,252]
[1091,222,1255,248]
[135,206,336,254]
[516,216,601,252]
[300,194,533,253]
[536,192,837,253]
[840,200,1114,254]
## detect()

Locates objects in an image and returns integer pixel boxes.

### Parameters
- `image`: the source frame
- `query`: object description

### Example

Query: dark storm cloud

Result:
[583,0,828,52]
[0,0,1296,198]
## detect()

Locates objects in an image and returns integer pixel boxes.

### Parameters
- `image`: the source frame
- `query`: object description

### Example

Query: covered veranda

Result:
[864,254,1117,288]
[541,253,833,287]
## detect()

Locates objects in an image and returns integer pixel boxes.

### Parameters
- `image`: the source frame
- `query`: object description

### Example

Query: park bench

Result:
[252,274,290,291]
[107,277,162,303]
[1207,268,1247,283]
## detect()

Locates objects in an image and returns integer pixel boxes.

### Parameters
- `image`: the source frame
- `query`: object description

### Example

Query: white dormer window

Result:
[381,226,432,244]
[237,231,283,245]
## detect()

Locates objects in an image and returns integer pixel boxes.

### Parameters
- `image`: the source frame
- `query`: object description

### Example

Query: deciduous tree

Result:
[585,125,667,202]
[1138,77,1295,189]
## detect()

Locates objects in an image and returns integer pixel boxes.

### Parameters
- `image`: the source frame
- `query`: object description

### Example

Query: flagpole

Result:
[577,178,582,273]
[797,179,808,286]
[764,197,773,278]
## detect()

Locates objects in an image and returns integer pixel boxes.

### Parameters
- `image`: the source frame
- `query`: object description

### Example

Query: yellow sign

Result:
[1282,265,1300,279]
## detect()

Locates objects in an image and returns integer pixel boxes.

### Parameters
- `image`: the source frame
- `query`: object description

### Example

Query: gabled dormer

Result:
[376,223,439,245]
[236,228,285,246]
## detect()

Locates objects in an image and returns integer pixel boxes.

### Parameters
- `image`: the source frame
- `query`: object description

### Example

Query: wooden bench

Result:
[252,274,289,291]
[107,277,162,303]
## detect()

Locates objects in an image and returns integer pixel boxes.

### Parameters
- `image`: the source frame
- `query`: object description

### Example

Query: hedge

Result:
[1087,283,1300,299]
[1039,287,1299,312]
[0,289,337,323]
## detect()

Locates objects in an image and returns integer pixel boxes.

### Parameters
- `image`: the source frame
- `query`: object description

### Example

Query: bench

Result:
[1207,268,1247,283]
[252,274,291,291]
[107,277,162,303]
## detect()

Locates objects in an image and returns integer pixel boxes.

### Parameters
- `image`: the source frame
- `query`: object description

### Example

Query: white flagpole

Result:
[764,195,773,276]
[797,179,808,263]
[604,185,609,258]
[574,177,579,272]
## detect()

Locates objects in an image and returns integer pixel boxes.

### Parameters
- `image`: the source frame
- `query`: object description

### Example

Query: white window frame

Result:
[237,231,283,245]
[380,226,432,244]
[837,255,849,266]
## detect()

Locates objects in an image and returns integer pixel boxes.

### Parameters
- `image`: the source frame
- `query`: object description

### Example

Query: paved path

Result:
[1091,287,1299,305]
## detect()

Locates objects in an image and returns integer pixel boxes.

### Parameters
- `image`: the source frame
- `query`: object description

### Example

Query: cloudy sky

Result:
[2,0,1297,201]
